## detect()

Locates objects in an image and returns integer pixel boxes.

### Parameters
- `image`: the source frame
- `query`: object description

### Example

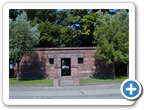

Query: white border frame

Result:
[3,3,135,105]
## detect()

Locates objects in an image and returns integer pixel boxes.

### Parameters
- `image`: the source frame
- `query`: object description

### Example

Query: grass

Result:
[9,78,53,84]
[9,76,128,84]
[80,76,128,84]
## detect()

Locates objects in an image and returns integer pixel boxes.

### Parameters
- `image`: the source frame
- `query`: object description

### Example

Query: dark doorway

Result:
[61,58,71,76]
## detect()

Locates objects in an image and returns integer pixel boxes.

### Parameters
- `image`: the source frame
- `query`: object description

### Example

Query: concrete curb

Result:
[9,84,53,87]
[80,82,122,86]
[9,82,122,87]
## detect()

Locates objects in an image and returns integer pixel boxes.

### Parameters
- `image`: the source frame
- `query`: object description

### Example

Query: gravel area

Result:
[9,93,124,99]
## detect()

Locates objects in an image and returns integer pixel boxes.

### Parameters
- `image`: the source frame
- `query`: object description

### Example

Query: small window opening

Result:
[78,58,83,64]
[49,58,54,64]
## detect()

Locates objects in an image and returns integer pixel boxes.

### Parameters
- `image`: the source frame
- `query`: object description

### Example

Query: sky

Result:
[57,9,118,12]
[14,9,118,13]
[109,9,118,12]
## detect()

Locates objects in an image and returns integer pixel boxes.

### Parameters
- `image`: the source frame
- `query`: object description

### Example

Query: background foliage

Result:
[9,9,117,47]
[9,9,129,77]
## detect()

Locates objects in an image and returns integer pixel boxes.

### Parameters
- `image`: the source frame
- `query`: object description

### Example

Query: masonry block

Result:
[71,67,78,78]
[73,78,80,86]
[54,67,61,78]
[14,47,113,79]
[53,79,59,87]
[71,57,78,67]
[54,58,61,67]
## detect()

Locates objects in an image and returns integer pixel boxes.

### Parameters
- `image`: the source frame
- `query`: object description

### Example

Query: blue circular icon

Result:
[123,81,139,97]
[121,79,142,100]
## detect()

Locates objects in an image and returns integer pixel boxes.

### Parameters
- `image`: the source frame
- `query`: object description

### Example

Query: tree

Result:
[17,9,118,48]
[38,20,62,47]
[56,9,70,25]
[37,19,76,47]
[67,9,113,47]
[19,9,57,23]
[9,9,19,20]
[93,10,129,79]
[20,9,77,47]
[77,12,97,46]
[9,12,40,82]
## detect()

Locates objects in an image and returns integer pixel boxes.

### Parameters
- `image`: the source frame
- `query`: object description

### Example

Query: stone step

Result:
[60,79,74,86]
[61,76,73,80]
[53,78,80,86]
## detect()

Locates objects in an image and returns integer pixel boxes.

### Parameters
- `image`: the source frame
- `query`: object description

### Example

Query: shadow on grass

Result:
[9,78,53,84]
[90,75,128,80]
[10,78,47,81]
[90,76,128,80]
[19,79,47,82]
[96,77,113,80]
[80,76,128,84]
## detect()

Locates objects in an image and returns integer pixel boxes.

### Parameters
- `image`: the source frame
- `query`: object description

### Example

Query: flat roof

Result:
[33,47,95,51]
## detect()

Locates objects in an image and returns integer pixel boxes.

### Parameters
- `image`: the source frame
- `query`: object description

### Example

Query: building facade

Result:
[14,47,113,85]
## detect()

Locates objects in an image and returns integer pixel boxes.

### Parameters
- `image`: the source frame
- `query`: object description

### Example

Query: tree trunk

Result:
[16,61,20,82]
[112,61,116,80]
[127,63,129,77]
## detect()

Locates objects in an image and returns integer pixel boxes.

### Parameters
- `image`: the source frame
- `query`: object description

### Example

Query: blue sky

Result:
[109,9,118,12]
[15,9,118,13]
[57,9,118,13]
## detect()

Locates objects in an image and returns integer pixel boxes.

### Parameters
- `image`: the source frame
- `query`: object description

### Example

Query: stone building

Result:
[14,47,113,86]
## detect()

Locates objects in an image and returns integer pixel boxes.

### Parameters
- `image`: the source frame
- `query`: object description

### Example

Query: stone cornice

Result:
[33,47,95,51]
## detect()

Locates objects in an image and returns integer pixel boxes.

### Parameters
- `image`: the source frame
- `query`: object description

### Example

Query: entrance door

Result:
[61,58,71,76]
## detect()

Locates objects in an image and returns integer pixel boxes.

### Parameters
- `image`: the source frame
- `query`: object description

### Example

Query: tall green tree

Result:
[56,9,70,25]
[67,9,113,47]
[37,19,76,47]
[17,9,117,47]
[9,9,19,20]
[93,10,129,79]
[19,9,57,23]
[77,12,97,46]
[19,9,78,47]
[62,9,94,46]
[27,9,78,47]
[67,9,89,31]
[9,12,40,82]
[38,20,62,47]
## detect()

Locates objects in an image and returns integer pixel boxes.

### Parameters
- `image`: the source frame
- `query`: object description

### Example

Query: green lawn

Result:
[9,78,53,84]
[9,76,128,84]
[80,76,128,84]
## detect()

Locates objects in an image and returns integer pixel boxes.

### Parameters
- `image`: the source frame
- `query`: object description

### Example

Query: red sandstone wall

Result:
[14,47,113,79]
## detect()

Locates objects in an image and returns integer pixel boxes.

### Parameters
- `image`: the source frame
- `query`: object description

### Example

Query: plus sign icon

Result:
[121,79,142,100]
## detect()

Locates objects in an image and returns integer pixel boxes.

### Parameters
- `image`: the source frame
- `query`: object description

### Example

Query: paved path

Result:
[9,82,124,99]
